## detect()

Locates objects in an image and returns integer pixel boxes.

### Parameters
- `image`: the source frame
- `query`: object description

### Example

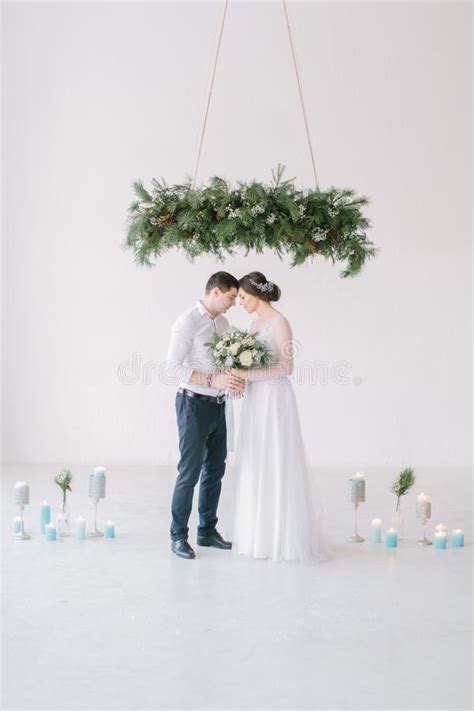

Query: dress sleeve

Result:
[246,316,294,382]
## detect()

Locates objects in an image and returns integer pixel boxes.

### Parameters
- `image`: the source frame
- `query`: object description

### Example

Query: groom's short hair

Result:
[205,271,239,294]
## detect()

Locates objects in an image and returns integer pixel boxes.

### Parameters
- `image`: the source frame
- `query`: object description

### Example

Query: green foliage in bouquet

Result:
[124,165,378,278]
[390,467,416,512]
[54,468,73,507]
[205,328,274,371]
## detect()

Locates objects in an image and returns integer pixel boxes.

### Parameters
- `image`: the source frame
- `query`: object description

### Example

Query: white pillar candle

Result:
[349,472,366,503]
[14,481,30,505]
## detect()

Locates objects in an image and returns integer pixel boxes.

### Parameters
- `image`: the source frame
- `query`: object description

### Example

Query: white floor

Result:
[1,464,472,711]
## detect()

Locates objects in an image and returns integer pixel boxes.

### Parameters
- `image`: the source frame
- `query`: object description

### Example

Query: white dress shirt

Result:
[165,299,235,450]
[165,299,229,396]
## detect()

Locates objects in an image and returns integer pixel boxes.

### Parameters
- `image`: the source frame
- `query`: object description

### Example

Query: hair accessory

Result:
[248,278,274,293]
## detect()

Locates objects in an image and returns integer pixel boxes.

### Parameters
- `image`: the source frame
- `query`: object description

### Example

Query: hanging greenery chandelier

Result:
[125,166,375,278]
[124,1,378,278]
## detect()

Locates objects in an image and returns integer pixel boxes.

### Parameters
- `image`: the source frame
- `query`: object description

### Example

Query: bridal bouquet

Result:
[205,328,273,398]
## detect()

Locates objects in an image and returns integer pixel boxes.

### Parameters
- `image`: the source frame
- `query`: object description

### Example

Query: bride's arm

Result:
[232,317,294,382]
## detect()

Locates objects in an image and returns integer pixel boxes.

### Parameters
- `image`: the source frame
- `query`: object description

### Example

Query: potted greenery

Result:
[54,468,73,537]
[390,467,415,539]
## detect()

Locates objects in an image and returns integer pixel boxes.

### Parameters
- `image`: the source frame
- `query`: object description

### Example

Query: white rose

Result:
[239,350,253,367]
[229,343,239,355]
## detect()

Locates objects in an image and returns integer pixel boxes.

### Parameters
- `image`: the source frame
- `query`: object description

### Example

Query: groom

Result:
[165,272,245,559]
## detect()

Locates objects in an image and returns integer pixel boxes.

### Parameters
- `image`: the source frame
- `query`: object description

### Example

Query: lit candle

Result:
[452,529,464,548]
[76,516,86,540]
[14,481,30,505]
[416,492,431,516]
[371,518,382,543]
[89,467,106,499]
[45,522,57,541]
[434,531,447,549]
[40,501,51,534]
[13,516,23,534]
[435,523,447,534]
[349,471,366,503]
[104,520,115,539]
[386,528,398,548]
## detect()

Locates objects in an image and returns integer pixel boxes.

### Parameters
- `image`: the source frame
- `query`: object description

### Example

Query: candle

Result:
[386,528,398,548]
[371,518,382,543]
[14,481,30,505]
[13,516,23,534]
[434,531,447,549]
[76,516,86,540]
[416,492,431,517]
[104,520,115,539]
[452,529,464,548]
[89,470,106,499]
[40,501,51,533]
[45,523,57,541]
[349,471,366,503]
[435,523,447,534]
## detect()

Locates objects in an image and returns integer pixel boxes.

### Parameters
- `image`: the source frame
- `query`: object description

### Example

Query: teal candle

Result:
[386,528,398,548]
[104,520,115,539]
[452,529,464,547]
[372,518,382,543]
[76,516,86,540]
[434,532,447,549]
[13,517,23,534]
[94,466,106,478]
[45,523,56,541]
[40,501,51,533]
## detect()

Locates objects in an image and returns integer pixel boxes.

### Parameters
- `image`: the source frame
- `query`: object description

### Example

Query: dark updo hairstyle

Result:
[239,271,281,302]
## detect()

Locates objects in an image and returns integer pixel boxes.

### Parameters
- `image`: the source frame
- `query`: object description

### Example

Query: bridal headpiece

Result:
[248,278,274,293]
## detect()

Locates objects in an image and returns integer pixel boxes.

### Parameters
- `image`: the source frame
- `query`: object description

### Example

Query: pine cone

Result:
[157,214,176,227]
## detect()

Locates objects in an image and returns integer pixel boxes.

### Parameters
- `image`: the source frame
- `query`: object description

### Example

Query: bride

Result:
[227,271,329,563]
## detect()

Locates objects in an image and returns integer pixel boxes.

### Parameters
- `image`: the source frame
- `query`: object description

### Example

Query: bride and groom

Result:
[166,270,326,562]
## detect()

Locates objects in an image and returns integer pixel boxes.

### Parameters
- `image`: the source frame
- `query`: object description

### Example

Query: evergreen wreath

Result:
[124,164,378,278]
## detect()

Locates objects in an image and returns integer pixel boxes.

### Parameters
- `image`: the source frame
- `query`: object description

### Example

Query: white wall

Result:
[2,1,471,467]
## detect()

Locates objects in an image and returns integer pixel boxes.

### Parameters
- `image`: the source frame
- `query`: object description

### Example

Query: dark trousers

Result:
[170,390,227,541]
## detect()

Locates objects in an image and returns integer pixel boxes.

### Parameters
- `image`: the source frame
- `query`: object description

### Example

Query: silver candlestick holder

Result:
[416,499,432,545]
[88,468,106,538]
[348,473,366,542]
[14,481,31,540]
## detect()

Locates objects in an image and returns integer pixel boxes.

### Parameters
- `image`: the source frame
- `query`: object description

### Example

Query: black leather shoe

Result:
[197,530,232,549]
[171,539,196,559]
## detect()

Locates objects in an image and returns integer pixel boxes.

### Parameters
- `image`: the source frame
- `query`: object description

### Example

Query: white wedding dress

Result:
[231,313,329,563]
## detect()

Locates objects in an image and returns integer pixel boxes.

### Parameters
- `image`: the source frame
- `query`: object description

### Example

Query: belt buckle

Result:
[216,393,226,404]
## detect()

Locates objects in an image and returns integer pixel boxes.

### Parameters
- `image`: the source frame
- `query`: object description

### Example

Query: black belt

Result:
[178,387,226,404]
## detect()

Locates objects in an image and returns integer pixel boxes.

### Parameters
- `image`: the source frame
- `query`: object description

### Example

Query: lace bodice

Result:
[247,314,294,382]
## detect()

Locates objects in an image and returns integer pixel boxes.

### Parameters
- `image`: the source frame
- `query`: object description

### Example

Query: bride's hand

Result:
[227,368,249,381]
